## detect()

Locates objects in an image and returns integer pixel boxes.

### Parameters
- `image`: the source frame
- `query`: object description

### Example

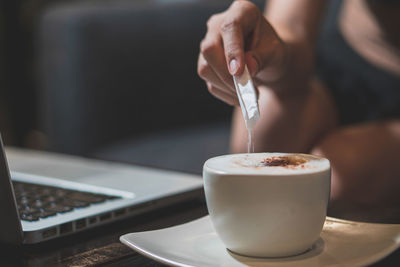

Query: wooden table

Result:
[0,197,399,266]
[0,198,208,266]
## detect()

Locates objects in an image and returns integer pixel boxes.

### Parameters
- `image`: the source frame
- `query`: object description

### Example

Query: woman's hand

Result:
[197,0,288,106]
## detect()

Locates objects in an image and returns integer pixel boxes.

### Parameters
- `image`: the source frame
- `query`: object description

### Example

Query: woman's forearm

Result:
[259,0,327,94]
[265,0,327,46]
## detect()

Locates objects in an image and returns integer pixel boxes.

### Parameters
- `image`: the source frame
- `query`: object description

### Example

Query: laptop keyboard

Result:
[13,181,121,222]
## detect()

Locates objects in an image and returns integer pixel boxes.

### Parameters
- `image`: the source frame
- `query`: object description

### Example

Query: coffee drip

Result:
[247,129,255,154]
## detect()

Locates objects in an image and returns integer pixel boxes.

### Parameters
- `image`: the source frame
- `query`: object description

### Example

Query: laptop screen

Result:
[0,135,23,245]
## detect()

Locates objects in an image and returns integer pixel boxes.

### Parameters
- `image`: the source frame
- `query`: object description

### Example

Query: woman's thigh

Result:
[230,78,340,153]
[312,120,400,223]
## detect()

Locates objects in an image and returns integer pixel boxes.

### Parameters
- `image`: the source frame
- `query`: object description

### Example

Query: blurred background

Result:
[0,0,264,174]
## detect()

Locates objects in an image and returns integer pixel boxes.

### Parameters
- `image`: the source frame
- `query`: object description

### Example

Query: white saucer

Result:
[120,216,400,267]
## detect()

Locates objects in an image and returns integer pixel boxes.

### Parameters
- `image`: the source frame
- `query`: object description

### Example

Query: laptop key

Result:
[18,196,30,205]
[45,205,74,213]
[19,206,40,214]
[30,199,46,208]
[106,195,120,200]
[15,191,29,198]
[37,210,57,218]
[67,192,107,204]
[40,195,59,203]
[20,213,40,222]
[62,200,90,208]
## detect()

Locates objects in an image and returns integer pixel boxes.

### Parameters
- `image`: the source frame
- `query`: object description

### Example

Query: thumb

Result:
[246,38,287,81]
[245,52,259,77]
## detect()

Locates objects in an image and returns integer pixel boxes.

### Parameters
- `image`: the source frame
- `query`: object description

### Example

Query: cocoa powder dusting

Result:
[261,156,307,168]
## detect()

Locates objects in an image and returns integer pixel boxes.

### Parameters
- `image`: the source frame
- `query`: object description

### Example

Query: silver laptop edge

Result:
[1,139,203,245]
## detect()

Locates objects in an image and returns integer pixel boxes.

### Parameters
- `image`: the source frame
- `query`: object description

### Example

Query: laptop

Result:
[0,135,204,245]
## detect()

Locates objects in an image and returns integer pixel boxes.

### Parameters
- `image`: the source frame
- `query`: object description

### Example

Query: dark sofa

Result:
[37,0,264,174]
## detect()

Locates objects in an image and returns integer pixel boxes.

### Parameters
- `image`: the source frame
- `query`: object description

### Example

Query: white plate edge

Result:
[120,216,400,267]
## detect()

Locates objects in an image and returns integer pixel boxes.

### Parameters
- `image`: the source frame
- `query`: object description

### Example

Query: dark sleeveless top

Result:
[315,0,400,125]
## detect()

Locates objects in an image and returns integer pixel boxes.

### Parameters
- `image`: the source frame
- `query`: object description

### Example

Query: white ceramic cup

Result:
[203,153,331,257]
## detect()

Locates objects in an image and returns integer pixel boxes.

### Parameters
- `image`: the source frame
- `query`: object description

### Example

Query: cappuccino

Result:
[203,153,331,257]
[205,153,330,175]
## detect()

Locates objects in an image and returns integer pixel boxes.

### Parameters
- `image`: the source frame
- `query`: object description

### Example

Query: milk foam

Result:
[204,153,330,175]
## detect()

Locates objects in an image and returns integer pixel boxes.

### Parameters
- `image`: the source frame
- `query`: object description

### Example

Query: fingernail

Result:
[229,59,238,75]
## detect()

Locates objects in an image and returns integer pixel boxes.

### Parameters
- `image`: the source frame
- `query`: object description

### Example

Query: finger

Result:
[200,33,236,95]
[198,54,236,94]
[219,18,244,75]
[207,82,239,106]
[220,1,260,76]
